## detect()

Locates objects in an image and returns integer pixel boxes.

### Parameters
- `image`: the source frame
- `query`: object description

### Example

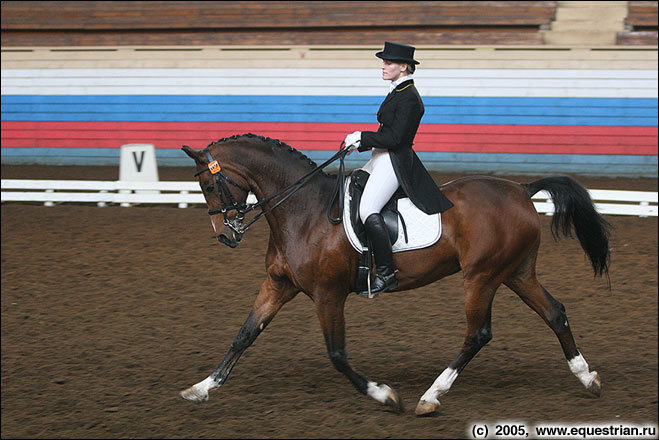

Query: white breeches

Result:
[359,148,400,224]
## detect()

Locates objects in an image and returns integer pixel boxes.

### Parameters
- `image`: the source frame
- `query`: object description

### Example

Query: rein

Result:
[193,143,350,237]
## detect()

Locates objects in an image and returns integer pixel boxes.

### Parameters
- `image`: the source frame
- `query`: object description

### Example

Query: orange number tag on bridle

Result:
[208,160,221,174]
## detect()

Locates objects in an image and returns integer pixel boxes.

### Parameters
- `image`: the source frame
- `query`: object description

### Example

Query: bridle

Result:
[194,149,252,237]
[191,143,350,239]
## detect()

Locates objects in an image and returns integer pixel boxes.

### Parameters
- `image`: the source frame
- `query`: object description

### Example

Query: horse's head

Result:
[182,144,251,248]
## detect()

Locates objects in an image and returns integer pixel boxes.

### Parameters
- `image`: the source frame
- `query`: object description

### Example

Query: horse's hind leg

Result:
[416,275,496,416]
[504,258,601,397]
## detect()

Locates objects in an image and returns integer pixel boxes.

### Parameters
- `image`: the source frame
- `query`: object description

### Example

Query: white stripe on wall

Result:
[2,69,657,98]
[3,68,657,79]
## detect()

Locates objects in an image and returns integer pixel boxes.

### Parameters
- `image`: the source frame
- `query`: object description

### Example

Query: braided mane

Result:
[207,133,332,177]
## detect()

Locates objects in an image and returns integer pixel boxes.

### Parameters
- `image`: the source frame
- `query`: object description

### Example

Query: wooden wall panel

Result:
[1,1,556,47]
[625,1,659,28]
[1,1,557,29]
[0,29,547,47]
[618,1,658,45]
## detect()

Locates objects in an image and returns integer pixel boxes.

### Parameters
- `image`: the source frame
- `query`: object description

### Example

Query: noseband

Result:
[192,143,350,238]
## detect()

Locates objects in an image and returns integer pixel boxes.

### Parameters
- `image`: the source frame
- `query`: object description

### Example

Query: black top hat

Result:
[375,41,420,65]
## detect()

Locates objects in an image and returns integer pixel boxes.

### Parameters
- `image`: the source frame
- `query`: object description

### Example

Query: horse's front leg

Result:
[315,290,404,412]
[180,273,297,403]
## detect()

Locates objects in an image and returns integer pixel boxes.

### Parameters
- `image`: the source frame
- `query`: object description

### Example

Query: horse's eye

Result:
[205,185,214,193]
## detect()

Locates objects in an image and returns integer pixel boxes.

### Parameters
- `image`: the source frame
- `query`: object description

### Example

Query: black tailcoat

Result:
[359,79,453,214]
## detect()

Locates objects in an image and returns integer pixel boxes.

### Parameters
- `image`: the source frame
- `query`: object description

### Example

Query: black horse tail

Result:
[522,176,611,282]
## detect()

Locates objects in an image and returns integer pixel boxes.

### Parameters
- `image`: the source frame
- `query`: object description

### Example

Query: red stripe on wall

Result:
[1,121,657,155]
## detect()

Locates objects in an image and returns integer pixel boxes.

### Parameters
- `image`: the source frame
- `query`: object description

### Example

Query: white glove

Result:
[344,131,361,150]
[345,131,362,149]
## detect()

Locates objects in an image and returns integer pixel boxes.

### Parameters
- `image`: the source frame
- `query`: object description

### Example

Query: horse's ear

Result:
[181,145,203,164]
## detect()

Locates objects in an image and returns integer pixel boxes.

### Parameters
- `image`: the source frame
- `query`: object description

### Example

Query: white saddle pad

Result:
[342,177,442,254]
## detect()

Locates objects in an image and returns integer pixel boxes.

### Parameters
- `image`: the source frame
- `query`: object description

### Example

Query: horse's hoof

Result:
[368,382,404,413]
[415,399,440,416]
[384,387,404,413]
[587,371,602,397]
[179,385,209,403]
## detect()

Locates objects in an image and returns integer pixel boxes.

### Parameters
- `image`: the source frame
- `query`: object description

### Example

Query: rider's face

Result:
[382,60,407,82]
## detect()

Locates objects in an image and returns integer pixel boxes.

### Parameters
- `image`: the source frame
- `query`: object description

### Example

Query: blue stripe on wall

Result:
[2,96,657,126]
[2,147,656,176]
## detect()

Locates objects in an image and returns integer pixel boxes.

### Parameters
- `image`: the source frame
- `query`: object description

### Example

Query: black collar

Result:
[394,79,414,92]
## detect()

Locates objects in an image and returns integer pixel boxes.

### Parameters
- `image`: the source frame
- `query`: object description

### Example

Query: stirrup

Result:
[359,270,398,298]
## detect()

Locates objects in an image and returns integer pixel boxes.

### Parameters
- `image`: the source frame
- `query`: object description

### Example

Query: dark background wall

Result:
[1,1,565,46]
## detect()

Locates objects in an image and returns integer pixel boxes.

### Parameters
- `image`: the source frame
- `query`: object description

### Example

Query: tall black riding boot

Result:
[360,213,398,296]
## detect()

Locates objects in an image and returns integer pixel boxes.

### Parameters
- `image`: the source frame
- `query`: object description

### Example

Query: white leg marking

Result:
[195,376,218,394]
[366,381,395,404]
[180,375,219,402]
[568,353,596,388]
[420,367,459,404]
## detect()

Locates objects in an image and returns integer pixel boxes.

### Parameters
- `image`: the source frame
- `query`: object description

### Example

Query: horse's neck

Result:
[245,152,333,235]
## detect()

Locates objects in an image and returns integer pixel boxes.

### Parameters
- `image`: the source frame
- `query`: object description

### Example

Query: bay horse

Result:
[179,134,610,415]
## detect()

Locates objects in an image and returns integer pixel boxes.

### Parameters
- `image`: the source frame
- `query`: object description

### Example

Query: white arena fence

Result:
[1,179,657,217]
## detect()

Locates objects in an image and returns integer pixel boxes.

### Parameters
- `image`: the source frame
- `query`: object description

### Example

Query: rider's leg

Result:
[359,149,400,295]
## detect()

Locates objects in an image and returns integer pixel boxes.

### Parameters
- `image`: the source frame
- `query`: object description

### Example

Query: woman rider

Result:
[344,41,453,296]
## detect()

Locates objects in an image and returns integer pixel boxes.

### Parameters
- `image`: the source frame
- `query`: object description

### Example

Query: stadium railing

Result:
[1,179,656,217]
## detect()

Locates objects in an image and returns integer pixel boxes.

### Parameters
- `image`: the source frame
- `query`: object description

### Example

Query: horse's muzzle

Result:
[218,231,241,248]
